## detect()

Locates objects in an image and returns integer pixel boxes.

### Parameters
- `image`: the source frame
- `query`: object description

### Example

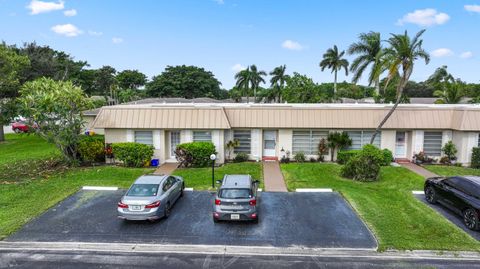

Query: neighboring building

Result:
[91,103,480,165]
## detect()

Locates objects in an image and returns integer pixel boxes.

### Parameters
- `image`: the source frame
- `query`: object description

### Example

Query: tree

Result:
[146,65,222,99]
[370,30,430,144]
[270,65,288,102]
[18,78,93,164]
[248,65,266,102]
[226,139,240,160]
[327,132,352,161]
[282,73,331,103]
[319,45,349,95]
[234,68,251,103]
[0,44,30,141]
[434,79,465,104]
[348,32,384,95]
[94,65,117,103]
[116,69,147,90]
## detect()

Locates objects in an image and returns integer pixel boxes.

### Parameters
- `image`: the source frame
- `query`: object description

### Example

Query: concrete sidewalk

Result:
[400,162,438,178]
[263,161,288,192]
[154,163,178,175]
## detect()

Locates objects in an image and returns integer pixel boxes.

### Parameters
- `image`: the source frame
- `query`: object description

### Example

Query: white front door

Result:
[170,131,180,158]
[263,130,276,157]
[395,131,406,158]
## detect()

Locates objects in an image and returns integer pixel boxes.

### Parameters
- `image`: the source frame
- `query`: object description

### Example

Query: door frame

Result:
[395,131,407,158]
[168,130,181,159]
[262,130,277,157]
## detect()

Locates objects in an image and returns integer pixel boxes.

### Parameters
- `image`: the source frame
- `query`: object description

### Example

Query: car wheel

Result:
[463,208,480,231]
[252,218,259,224]
[13,128,20,134]
[213,217,219,223]
[180,183,185,197]
[425,186,437,204]
[164,203,171,219]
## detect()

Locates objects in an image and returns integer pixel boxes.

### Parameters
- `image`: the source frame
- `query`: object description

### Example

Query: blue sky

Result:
[1,0,479,89]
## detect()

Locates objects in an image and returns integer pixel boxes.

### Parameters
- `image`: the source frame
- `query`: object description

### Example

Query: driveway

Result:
[7,190,377,249]
[415,194,480,241]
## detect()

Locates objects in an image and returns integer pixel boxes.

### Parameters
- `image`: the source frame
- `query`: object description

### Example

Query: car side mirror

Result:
[253,180,260,184]
[216,180,222,185]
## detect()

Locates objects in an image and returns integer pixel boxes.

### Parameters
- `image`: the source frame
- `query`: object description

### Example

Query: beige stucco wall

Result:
[453,131,478,164]
[278,129,292,159]
[104,129,127,143]
[381,130,396,153]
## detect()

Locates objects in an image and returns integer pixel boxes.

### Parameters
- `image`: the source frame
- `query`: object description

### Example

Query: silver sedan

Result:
[118,174,184,221]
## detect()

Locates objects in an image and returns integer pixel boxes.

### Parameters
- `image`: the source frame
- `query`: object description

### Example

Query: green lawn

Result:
[173,162,263,190]
[0,166,153,240]
[424,165,480,177]
[281,163,480,251]
[0,134,60,165]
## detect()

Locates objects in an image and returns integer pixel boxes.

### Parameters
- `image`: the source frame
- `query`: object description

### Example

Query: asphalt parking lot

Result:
[415,194,480,241]
[7,190,377,249]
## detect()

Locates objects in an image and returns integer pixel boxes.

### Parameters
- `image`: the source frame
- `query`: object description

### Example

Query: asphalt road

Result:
[415,194,480,241]
[7,190,377,249]
[1,249,479,269]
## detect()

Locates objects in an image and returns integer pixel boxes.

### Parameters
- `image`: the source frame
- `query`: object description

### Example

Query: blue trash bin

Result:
[150,159,159,167]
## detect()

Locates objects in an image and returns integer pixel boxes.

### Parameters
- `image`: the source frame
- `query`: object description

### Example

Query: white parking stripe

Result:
[412,190,424,195]
[296,188,333,193]
[184,188,194,191]
[82,186,118,191]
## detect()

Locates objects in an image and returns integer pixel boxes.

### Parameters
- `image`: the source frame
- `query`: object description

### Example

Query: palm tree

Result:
[319,45,349,95]
[434,79,465,104]
[234,67,251,103]
[370,30,430,143]
[249,65,266,102]
[348,32,384,95]
[270,65,288,102]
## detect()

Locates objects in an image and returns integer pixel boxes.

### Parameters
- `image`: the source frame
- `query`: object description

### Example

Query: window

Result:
[233,130,251,154]
[193,131,212,142]
[127,184,159,197]
[423,131,442,156]
[292,130,328,154]
[346,131,381,150]
[478,133,480,147]
[134,131,153,145]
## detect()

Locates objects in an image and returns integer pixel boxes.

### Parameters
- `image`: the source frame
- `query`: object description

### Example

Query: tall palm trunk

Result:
[370,68,412,144]
[334,70,338,95]
[0,126,4,142]
[374,78,380,95]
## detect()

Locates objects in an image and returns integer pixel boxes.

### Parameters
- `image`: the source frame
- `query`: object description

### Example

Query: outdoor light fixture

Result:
[210,154,216,189]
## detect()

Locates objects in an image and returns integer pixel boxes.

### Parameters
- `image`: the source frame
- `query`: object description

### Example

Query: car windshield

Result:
[127,184,159,197]
[219,188,252,199]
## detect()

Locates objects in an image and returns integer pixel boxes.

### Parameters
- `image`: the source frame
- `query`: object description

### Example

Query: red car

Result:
[11,121,36,133]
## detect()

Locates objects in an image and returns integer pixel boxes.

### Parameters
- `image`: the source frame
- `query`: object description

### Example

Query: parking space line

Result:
[184,188,194,191]
[412,190,424,195]
[296,188,333,192]
[82,186,119,191]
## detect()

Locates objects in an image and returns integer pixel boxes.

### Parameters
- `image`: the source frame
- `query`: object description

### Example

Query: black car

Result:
[424,176,480,230]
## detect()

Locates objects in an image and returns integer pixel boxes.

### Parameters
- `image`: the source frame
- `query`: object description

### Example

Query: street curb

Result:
[1,242,479,261]
[296,188,333,192]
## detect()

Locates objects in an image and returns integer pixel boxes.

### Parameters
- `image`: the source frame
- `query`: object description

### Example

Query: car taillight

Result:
[215,199,221,205]
[145,201,161,208]
[118,202,128,208]
[249,199,257,206]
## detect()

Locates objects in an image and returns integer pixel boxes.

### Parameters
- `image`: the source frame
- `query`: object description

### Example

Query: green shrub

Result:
[382,149,394,166]
[111,142,154,167]
[175,142,216,168]
[337,150,360,164]
[78,135,105,164]
[294,151,306,162]
[472,147,480,169]
[233,152,249,163]
[442,141,457,162]
[341,144,384,181]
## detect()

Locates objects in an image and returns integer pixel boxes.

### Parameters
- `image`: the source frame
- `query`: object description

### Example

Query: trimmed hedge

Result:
[175,142,216,168]
[78,135,105,164]
[111,142,154,167]
[382,149,394,166]
[337,150,360,164]
[294,151,306,162]
[472,147,480,169]
[233,152,249,163]
[341,144,384,181]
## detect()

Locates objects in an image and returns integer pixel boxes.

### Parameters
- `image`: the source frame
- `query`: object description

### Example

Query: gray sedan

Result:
[118,174,185,221]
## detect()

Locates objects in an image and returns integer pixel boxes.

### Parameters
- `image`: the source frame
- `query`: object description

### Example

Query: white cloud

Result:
[281,40,304,51]
[63,9,77,17]
[27,0,64,15]
[112,37,123,44]
[431,48,454,57]
[465,5,480,13]
[88,30,103,36]
[214,0,224,4]
[231,64,246,72]
[397,8,449,26]
[460,51,473,59]
[51,23,82,37]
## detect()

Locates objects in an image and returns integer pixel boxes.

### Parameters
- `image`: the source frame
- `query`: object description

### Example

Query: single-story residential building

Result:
[90,103,480,165]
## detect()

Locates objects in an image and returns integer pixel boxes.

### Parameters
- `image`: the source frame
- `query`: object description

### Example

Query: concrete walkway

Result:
[400,162,438,178]
[263,161,288,192]
[153,163,178,175]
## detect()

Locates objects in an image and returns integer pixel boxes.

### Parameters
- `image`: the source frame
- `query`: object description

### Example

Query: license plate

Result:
[130,205,141,211]
[230,214,240,220]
